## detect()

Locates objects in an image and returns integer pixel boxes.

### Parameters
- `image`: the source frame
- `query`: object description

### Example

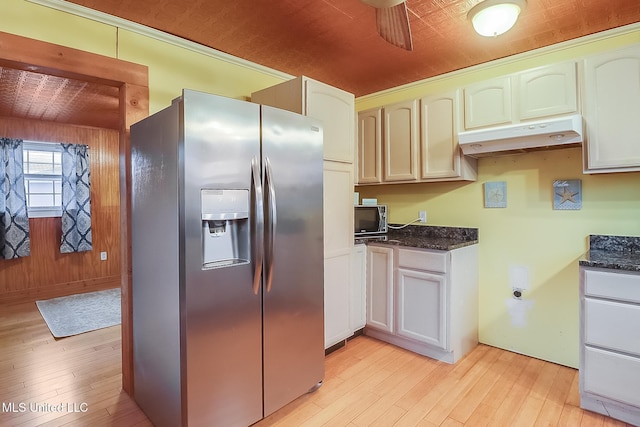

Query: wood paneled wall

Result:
[0,117,121,303]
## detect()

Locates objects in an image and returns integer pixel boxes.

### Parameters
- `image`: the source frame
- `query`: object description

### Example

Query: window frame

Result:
[23,141,63,218]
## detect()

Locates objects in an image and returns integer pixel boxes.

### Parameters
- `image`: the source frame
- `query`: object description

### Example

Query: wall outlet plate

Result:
[419,211,427,223]
[509,265,529,290]
[100,251,107,261]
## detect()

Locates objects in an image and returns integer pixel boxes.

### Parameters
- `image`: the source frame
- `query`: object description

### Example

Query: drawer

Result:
[397,248,448,273]
[584,298,640,356]
[583,346,640,407]
[584,269,640,304]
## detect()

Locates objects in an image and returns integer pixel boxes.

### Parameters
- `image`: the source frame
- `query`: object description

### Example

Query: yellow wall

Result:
[1,0,290,113]
[356,27,640,368]
[358,149,640,367]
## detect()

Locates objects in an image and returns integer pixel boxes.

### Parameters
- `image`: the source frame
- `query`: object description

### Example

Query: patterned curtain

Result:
[60,143,92,253]
[0,138,31,259]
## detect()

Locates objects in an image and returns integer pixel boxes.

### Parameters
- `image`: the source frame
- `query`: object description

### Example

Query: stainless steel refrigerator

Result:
[130,89,324,427]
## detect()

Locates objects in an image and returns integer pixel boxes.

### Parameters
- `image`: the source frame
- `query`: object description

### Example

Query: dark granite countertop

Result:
[579,235,640,272]
[355,225,478,251]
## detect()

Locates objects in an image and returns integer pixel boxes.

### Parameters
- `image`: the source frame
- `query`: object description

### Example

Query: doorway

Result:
[0,30,149,394]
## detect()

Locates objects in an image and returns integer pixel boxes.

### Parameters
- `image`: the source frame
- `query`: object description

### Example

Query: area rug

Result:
[36,288,121,338]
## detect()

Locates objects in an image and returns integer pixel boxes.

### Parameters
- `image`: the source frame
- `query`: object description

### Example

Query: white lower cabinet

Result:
[351,244,367,332]
[366,245,394,333]
[325,243,368,349]
[324,252,352,348]
[396,268,447,350]
[365,244,478,364]
[579,267,640,425]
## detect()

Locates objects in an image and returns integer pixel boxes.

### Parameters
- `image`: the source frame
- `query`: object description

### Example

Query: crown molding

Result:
[357,21,640,105]
[26,0,294,81]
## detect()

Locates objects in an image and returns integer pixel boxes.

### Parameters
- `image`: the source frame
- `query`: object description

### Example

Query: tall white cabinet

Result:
[252,76,356,349]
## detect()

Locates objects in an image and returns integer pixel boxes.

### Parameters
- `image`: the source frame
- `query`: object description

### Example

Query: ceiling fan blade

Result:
[375,2,413,51]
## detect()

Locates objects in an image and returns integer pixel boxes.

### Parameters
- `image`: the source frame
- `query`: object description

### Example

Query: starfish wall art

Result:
[553,179,582,210]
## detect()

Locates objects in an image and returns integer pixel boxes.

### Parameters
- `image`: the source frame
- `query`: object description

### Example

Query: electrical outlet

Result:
[100,251,107,261]
[419,211,427,223]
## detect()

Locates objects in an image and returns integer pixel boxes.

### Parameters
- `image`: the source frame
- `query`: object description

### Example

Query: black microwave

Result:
[354,205,388,236]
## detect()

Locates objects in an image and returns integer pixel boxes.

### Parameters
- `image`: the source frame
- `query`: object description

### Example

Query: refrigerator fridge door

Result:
[261,105,325,416]
[181,90,263,426]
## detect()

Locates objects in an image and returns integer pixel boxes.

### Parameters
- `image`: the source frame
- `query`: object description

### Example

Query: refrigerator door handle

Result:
[251,156,264,295]
[264,156,277,293]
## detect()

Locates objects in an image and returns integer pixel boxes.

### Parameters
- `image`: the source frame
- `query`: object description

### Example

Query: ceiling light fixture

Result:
[468,0,526,37]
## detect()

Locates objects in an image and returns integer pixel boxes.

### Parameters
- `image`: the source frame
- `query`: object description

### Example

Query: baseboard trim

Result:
[0,275,121,305]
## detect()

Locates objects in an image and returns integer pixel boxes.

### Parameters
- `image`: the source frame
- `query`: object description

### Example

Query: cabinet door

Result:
[383,100,418,182]
[324,252,352,348]
[351,244,367,331]
[584,346,640,408]
[396,268,447,350]
[357,108,383,183]
[518,62,578,120]
[323,162,353,255]
[584,298,640,356]
[305,79,355,163]
[583,45,640,172]
[463,76,512,129]
[366,245,394,333]
[323,162,354,348]
[420,91,460,179]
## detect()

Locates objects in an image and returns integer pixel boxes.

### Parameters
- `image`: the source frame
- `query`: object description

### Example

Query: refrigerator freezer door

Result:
[261,105,325,416]
[181,90,263,426]
[132,104,183,427]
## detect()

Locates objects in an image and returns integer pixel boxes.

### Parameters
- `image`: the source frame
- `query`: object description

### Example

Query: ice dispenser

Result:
[201,189,250,269]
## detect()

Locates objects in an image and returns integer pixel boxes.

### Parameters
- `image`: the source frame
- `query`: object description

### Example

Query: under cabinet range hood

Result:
[459,114,583,157]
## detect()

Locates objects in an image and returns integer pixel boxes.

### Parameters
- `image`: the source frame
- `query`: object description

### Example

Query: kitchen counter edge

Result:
[579,234,640,272]
[354,225,479,252]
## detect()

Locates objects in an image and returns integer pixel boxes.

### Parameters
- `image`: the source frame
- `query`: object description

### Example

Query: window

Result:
[23,141,62,218]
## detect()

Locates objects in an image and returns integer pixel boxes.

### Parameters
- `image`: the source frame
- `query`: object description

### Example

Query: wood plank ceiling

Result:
[1,0,639,128]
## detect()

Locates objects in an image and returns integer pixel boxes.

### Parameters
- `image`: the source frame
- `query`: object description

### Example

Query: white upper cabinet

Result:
[582,44,640,173]
[356,94,476,185]
[383,99,419,182]
[396,268,448,350]
[464,76,512,129]
[518,62,578,120]
[357,108,383,184]
[305,79,355,163]
[420,90,476,180]
[251,76,355,163]
[463,62,578,130]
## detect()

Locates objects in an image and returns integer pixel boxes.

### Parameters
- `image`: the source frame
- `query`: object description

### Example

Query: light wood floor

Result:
[0,301,632,427]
